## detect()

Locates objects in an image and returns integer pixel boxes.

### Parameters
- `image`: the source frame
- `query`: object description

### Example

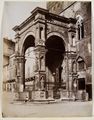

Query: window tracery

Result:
[76,15,84,40]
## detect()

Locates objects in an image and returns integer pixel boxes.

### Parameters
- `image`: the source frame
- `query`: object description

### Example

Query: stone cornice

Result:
[46,12,76,24]
[31,7,49,15]
[13,7,76,32]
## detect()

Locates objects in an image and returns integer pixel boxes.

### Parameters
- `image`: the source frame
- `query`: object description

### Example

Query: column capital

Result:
[65,51,77,59]
[34,45,46,53]
[14,55,26,63]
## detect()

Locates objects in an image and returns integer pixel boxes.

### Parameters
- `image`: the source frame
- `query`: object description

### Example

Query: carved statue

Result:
[40,76,44,90]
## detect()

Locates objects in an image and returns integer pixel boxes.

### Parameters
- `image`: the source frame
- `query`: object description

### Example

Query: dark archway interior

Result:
[23,35,35,54]
[45,35,65,98]
[45,35,65,74]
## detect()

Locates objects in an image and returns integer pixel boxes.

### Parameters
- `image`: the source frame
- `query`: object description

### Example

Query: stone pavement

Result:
[2,92,93,117]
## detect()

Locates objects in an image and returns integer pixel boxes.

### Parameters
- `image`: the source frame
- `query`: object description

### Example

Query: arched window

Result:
[78,60,84,70]
[77,57,85,71]
[40,27,43,39]
[76,15,84,40]
[78,24,80,40]
[72,34,76,46]
[81,21,84,38]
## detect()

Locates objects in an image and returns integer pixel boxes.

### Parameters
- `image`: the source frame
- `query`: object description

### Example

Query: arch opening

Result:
[45,35,65,98]
[22,35,35,91]
[22,35,35,54]
[46,35,65,73]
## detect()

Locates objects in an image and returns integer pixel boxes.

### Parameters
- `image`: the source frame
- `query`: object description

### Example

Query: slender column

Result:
[14,56,26,92]
[66,52,76,97]
[67,24,77,98]
[19,56,26,91]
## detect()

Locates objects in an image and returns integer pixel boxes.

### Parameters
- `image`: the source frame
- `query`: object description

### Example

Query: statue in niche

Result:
[40,76,45,90]
[40,56,45,71]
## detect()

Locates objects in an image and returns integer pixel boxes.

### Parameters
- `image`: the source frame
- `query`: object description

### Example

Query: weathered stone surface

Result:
[4,2,92,101]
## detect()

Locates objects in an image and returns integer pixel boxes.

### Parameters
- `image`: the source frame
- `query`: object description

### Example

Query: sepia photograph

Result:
[1,0,93,117]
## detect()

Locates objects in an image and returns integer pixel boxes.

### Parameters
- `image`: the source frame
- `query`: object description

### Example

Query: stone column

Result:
[14,27,27,92]
[66,51,77,98]
[19,56,26,92]
[14,56,26,92]
[32,21,47,100]
[67,23,77,98]
[34,45,46,90]
[32,46,47,100]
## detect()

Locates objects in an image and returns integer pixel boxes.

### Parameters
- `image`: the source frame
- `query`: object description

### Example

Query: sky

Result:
[2,1,46,40]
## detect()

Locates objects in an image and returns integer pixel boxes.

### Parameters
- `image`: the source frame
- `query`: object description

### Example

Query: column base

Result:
[14,90,55,102]
[32,90,46,100]
[60,90,69,101]
[14,91,29,101]
[19,84,24,92]
[47,90,54,100]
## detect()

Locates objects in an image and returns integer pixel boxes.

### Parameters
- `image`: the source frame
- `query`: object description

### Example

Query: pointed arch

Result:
[76,15,84,40]
[76,56,86,71]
